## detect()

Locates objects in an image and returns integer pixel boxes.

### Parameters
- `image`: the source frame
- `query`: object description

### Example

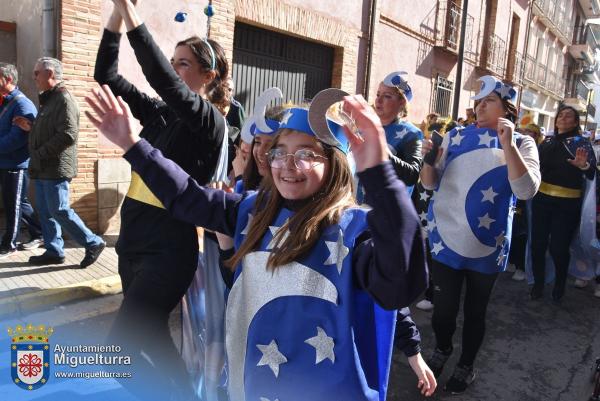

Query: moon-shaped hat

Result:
[383,71,413,101]
[471,75,517,102]
[239,87,283,144]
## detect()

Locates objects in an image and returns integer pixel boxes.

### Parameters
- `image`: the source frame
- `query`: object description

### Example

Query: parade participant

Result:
[86,84,432,400]
[93,0,227,399]
[372,71,423,188]
[530,105,596,301]
[420,75,540,394]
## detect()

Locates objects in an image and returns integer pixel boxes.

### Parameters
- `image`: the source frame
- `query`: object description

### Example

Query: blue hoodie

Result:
[0,87,37,169]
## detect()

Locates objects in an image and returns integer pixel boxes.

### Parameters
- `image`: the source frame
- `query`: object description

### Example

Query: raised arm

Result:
[111,0,220,129]
[94,2,159,125]
[85,84,240,233]
[342,95,428,309]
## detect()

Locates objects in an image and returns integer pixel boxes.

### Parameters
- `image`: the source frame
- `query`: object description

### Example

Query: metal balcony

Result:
[533,0,574,45]
[432,1,478,60]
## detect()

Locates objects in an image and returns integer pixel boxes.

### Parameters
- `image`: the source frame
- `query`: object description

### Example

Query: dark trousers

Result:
[0,169,42,249]
[107,252,199,401]
[531,194,581,292]
[431,260,498,367]
[508,234,527,271]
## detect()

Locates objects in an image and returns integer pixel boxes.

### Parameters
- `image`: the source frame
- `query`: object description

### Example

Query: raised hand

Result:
[341,95,388,172]
[84,85,140,151]
[567,146,590,169]
[497,117,515,150]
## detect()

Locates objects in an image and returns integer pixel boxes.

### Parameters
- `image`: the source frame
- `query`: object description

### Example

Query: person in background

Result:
[530,105,596,302]
[14,57,105,268]
[0,63,43,258]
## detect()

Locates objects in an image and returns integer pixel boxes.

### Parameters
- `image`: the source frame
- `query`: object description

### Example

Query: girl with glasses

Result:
[86,85,432,400]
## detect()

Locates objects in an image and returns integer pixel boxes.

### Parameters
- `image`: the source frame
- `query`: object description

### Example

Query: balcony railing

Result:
[511,52,526,85]
[534,0,574,43]
[523,54,566,97]
[573,24,600,48]
[485,34,507,77]
[433,1,478,59]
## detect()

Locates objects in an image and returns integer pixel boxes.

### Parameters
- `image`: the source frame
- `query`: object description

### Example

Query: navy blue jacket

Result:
[0,88,37,169]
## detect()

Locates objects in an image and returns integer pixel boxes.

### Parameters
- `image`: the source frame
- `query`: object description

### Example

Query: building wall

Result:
[3,0,43,101]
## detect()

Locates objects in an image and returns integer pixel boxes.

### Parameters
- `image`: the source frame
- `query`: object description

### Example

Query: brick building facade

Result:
[1,0,599,233]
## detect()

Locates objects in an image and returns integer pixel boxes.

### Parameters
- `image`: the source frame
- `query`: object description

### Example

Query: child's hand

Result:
[407,353,437,396]
[341,95,388,172]
[85,85,140,152]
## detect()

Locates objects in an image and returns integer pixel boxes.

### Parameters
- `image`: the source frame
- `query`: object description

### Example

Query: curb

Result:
[0,275,122,319]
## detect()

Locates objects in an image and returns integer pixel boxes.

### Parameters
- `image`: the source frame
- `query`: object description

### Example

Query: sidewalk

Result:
[0,236,121,319]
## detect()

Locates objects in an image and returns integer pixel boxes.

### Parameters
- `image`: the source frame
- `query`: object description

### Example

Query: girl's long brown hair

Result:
[225,129,356,270]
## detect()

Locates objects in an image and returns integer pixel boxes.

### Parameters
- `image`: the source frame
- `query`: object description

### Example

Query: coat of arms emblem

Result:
[8,324,53,390]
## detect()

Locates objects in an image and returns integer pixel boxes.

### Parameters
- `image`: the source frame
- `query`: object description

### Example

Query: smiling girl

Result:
[86,84,430,401]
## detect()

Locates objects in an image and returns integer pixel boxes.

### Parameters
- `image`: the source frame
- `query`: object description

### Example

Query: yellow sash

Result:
[539,181,581,199]
[126,172,165,209]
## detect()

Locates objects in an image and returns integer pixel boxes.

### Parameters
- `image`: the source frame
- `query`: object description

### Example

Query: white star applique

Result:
[281,110,293,124]
[267,222,290,250]
[324,229,350,274]
[480,186,498,204]
[478,213,495,229]
[427,218,437,232]
[497,84,513,100]
[241,213,254,235]
[305,326,335,364]
[478,131,495,147]
[256,340,288,378]
[494,231,506,247]
[395,128,409,140]
[419,191,430,201]
[451,132,465,146]
[418,211,428,222]
[431,241,444,255]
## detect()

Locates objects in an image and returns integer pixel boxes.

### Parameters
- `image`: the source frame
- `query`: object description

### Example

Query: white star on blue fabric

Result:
[324,229,350,274]
[451,132,465,146]
[256,340,288,378]
[431,241,444,255]
[281,110,293,124]
[480,186,498,204]
[395,128,409,140]
[478,213,495,229]
[241,213,253,235]
[419,191,430,201]
[418,211,428,222]
[478,131,495,147]
[267,221,290,250]
[305,326,335,364]
[427,218,437,232]
[497,84,514,100]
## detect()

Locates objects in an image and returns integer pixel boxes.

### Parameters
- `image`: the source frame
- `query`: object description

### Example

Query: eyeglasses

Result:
[267,148,327,170]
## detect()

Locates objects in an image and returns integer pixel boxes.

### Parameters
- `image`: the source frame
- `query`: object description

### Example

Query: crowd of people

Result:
[2,0,600,399]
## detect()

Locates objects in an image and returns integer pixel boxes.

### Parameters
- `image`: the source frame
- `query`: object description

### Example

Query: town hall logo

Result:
[8,324,53,390]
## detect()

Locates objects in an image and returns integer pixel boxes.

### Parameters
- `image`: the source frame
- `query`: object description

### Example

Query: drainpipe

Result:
[364,0,378,100]
[516,0,534,113]
[42,0,57,57]
[452,0,469,120]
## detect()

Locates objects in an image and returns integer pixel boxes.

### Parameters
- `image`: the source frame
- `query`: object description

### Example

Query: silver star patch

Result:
[478,213,495,229]
[305,326,335,364]
[395,128,408,140]
[480,186,498,204]
[419,191,430,201]
[281,110,293,124]
[324,228,350,274]
[478,131,495,147]
[256,340,288,378]
[451,132,465,146]
[431,241,444,255]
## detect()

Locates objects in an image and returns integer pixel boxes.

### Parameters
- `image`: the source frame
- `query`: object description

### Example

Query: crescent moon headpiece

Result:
[471,75,517,102]
[278,88,350,154]
[240,87,283,144]
[383,71,413,101]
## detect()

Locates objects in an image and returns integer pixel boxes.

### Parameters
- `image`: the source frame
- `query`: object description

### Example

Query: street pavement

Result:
[1,234,599,400]
[388,272,600,401]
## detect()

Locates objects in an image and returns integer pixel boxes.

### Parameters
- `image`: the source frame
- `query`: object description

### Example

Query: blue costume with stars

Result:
[427,125,522,274]
[122,139,428,401]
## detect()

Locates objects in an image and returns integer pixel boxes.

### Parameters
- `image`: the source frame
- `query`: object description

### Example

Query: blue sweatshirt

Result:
[0,88,37,169]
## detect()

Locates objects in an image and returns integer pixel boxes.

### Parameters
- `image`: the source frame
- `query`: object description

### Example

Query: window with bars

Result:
[433,75,454,117]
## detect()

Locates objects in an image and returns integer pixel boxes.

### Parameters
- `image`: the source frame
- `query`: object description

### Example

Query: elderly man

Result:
[15,57,105,267]
[0,63,43,258]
